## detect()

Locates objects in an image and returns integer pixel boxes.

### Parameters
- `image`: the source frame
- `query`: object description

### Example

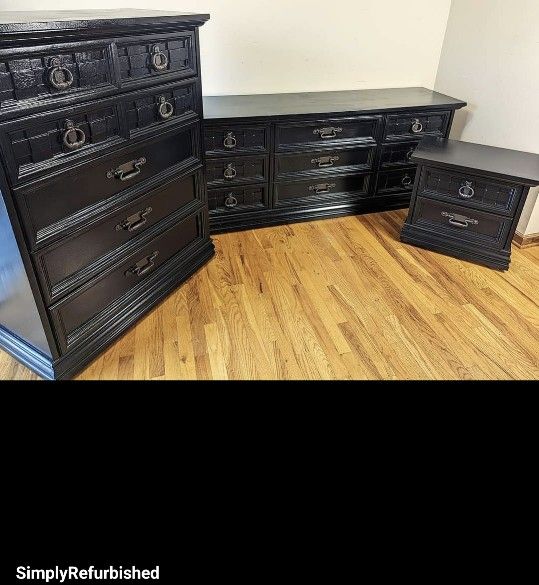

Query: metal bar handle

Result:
[125,251,159,277]
[311,155,340,168]
[313,127,343,139]
[107,157,147,181]
[441,211,479,228]
[309,182,336,195]
[115,207,153,232]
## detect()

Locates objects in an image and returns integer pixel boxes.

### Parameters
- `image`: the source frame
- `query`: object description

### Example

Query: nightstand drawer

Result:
[206,155,269,187]
[384,110,450,141]
[418,166,523,215]
[204,124,270,156]
[410,196,512,248]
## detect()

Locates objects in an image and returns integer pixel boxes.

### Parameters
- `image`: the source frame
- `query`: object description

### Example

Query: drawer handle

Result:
[313,127,343,139]
[225,194,238,208]
[311,155,340,168]
[157,96,174,119]
[309,182,336,195]
[115,207,153,232]
[125,251,159,277]
[406,148,415,161]
[441,211,479,228]
[151,45,168,71]
[411,118,423,133]
[223,163,237,179]
[458,181,475,199]
[107,157,147,181]
[47,57,74,90]
[223,132,237,149]
[62,120,86,150]
[401,174,413,187]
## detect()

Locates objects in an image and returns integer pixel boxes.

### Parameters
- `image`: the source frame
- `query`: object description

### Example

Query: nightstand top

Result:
[412,137,539,186]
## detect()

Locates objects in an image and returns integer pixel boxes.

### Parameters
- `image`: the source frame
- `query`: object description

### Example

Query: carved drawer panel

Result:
[0,43,114,115]
[122,79,198,137]
[379,141,421,169]
[384,111,450,141]
[418,166,522,216]
[0,98,123,185]
[204,124,269,156]
[117,33,196,86]
[206,155,269,187]
[208,185,269,214]
[375,168,417,196]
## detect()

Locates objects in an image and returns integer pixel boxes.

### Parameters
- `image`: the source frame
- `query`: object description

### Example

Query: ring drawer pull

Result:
[401,174,413,187]
[309,182,336,195]
[458,181,475,199]
[411,118,423,133]
[441,211,479,228]
[125,251,159,277]
[406,148,415,161]
[311,155,340,168]
[62,120,86,150]
[224,194,238,208]
[223,132,237,149]
[157,96,174,119]
[223,163,237,179]
[107,157,147,181]
[313,126,343,139]
[151,45,168,71]
[115,207,153,232]
[47,57,74,90]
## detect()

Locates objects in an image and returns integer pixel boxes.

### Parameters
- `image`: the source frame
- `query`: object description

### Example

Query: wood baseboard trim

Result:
[513,232,539,248]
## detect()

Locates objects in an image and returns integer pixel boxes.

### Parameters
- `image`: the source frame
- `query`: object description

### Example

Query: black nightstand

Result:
[400,137,539,270]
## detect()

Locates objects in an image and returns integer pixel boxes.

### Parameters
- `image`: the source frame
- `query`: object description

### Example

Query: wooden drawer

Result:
[117,32,196,87]
[275,116,381,151]
[375,168,417,196]
[16,121,200,250]
[49,209,203,354]
[204,124,270,156]
[122,78,199,138]
[206,155,269,187]
[208,184,269,214]
[0,96,124,185]
[379,140,421,169]
[33,170,202,305]
[275,144,375,180]
[274,173,371,208]
[418,166,522,216]
[384,110,450,141]
[410,196,512,248]
[0,40,114,117]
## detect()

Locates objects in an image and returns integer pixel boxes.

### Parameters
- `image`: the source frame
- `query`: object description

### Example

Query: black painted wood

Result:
[204,88,465,233]
[0,10,213,379]
[402,137,539,270]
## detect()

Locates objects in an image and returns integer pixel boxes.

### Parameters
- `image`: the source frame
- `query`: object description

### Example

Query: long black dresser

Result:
[0,10,213,379]
[203,88,466,232]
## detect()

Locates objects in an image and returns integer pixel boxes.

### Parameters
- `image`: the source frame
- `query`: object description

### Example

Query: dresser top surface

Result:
[203,87,466,120]
[0,9,210,32]
[412,137,539,185]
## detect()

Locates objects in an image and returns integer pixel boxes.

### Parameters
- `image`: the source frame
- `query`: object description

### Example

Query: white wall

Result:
[434,0,539,236]
[0,0,452,95]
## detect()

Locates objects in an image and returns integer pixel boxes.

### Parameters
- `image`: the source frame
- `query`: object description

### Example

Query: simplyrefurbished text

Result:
[16,566,160,582]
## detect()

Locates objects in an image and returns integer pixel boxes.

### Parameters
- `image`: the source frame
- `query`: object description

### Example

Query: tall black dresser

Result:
[0,10,214,379]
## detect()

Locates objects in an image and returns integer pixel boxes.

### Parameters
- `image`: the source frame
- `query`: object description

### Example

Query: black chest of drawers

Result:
[0,10,214,379]
[400,137,539,270]
[202,88,466,233]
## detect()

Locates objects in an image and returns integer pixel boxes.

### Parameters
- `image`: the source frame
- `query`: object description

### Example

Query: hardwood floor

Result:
[2,209,538,380]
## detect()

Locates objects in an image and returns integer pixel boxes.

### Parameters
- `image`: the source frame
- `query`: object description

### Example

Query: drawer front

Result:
[122,78,199,138]
[379,141,421,169]
[206,155,269,187]
[34,170,202,304]
[49,210,203,354]
[275,116,380,151]
[275,145,375,180]
[411,197,512,248]
[384,110,450,141]
[117,32,196,86]
[204,124,269,156]
[208,185,269,214]
[274,173,371,208]
[418,167,522,215]
[16,122,200,249]
[1,98,124,185]
[375,168,417,196]
[0,42,114,115]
